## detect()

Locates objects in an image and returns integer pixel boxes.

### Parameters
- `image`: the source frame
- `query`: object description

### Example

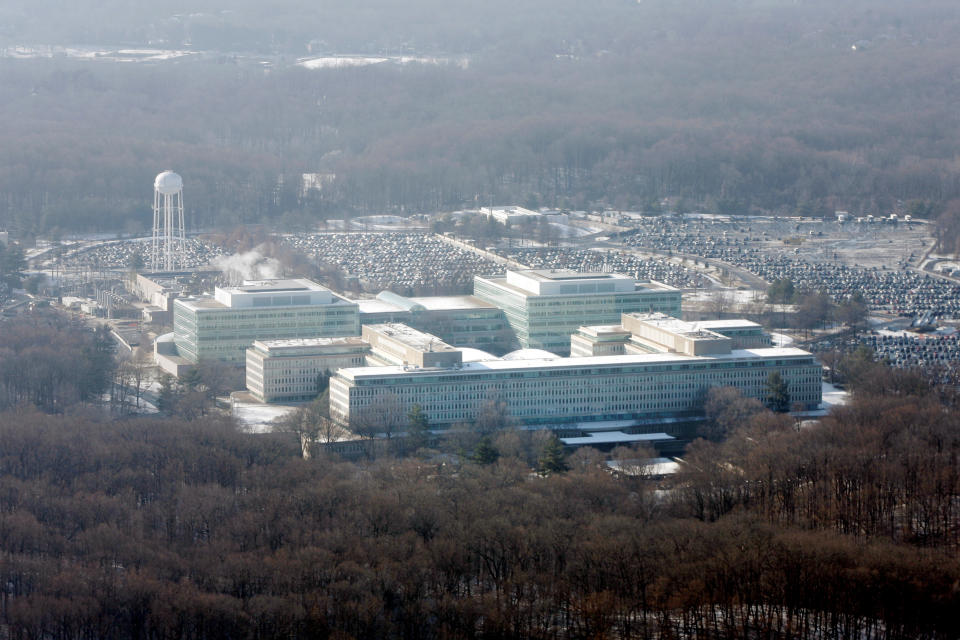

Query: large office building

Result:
[329,313,822,429]
[474,269,682,354]
[173,279,359,364]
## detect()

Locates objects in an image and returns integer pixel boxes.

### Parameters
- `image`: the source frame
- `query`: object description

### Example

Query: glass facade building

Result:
[173,279,360,364]
[474,269,682,354]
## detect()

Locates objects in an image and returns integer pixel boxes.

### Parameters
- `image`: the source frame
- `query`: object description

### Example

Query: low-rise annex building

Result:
[245,323,493,404]
[571,314,771,357]
[473,268,682,355]
[329,313,821,429]
[246,337,370,403]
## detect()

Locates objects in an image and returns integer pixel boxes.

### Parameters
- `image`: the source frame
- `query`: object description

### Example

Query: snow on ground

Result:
[297,55,468,70]
[684,289,767,304]
[3,46,196,62]
[770,332,795,347]
[233,402,298,434]
[549,222,594,238]
[821,382,849,408]
[298,56,388,69]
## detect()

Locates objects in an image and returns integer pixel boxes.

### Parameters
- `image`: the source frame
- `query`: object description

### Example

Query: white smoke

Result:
[212,246,282,285]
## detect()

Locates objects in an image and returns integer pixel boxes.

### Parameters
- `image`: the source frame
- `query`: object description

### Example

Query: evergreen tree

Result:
[180,368,202,392]
[472,435,500,465]
[157,374,177,414]
[538,434,569,475]
[0,242,25,288]
[78,325,115,403]
[316,369,331,395]
[406,404,430,451]
[765,371,791,413]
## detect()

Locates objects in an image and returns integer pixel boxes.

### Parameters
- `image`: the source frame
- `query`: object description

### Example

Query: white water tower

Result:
[150,170,186,271]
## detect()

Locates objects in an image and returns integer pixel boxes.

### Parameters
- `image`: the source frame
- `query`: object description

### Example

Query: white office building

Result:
[329,313,821,428]
[172,279,359,364]
[474,269,682,354]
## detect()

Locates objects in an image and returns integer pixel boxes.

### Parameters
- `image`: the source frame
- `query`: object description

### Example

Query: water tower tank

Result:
[154,170,183,195]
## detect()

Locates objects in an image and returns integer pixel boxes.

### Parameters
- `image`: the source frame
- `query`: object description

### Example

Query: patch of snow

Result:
[232,402,298,434]
[770,332,794,347]
[821,382,849,408]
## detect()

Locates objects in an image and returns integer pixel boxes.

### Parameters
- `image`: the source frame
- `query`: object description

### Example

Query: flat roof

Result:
[409,295,498,311]
[695,319,763,329]
[561,431,675,445]
[577,324,631,337]
[523,268,630,281]
[356,295,499,314]
[356,299,405,314]
[226,278,328,293]
[477,272,677,299]
[635,281,678,292]
[336,346,815,380]
[367,323,458,352]
[176,295,359,312]
[176,297,228,310]
[631,313,727,341]
[255,336,367,350]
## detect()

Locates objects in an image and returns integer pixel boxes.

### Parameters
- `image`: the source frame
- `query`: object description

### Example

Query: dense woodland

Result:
[2,0,960,235]
[0,311,959,637]
[0,379,958,638]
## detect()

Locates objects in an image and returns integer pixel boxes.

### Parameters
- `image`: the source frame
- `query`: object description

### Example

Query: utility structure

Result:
[150,170,186,271]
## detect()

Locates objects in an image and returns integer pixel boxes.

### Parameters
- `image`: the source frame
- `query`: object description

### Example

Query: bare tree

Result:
[273,393,348,459]
[707,288,735,319]
[350,392,405,441]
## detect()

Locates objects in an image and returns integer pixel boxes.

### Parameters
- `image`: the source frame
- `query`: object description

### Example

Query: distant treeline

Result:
[2,0,960,237]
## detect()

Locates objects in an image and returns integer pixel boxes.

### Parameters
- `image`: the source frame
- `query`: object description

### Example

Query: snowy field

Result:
[297,55,469,70]
[821,382,849,408]
[232,401,298,434]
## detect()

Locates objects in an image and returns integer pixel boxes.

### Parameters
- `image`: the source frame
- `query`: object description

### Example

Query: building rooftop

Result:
[576,324,632,338]
[356,298,406,314]
[357,294,498,314]
[176,278,354,311]
[628,313,726,341]
[176,297,228,310]
[226,278,326,293]
[366,323,458,353]
[522,268,631,282]
[335,346,814,379]
[409,295,498,311]
[635,281,678,292]
[478,268,680,298]
[694,319,763,330]
[560,431,675,446]
[253,336,367,353]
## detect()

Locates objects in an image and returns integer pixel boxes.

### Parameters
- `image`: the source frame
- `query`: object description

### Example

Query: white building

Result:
[329,313,821,428]
[474,269,682,354]
[479,205,540,224]
[171,279,359,364]
[245,323,492,404]
[246,337,370,403]
[571,315,770,357]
